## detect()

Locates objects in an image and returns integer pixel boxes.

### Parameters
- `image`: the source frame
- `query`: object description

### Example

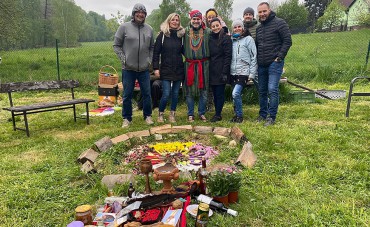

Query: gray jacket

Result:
[113,20,154,72]
[230,35,257,78]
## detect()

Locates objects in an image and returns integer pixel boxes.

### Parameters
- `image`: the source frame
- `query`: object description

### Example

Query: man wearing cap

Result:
[256,2,292,126]
[113,3,155,128]
[183,10,211,122]
[243,7,258,40]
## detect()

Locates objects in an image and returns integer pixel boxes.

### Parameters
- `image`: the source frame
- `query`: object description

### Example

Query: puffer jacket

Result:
[113,20,154,72]
[152,29,185,81]
[256,11,292,67]
[230,35,257,78]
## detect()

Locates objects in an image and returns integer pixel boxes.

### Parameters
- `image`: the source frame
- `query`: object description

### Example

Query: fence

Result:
[0,30,369,86]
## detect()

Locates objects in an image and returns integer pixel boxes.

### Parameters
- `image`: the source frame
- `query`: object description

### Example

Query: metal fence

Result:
[0,30,369,86]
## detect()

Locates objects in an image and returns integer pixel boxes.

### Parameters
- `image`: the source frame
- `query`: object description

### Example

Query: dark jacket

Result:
[209,32,232,85]
[256,11,292,67]
[243,18,258,41]
[152,29,184,81]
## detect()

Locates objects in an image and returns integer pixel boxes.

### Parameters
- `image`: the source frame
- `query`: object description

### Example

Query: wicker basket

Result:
[99,65,119,85]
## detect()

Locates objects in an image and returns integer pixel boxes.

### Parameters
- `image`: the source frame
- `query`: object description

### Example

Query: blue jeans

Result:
[186,89,208,116]
[232,84,244,117]
[258,61,284,120]
[122,69,152,121]
[159,80,181,112]
[212,84,226,117]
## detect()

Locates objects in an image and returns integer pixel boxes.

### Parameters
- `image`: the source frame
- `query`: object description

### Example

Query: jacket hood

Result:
[243,18,258,28]
[131,3,147,21]
[160,25,185,38]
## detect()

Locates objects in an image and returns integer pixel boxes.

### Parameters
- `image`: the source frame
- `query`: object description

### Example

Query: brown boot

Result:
[169,111,176,123]
[158,112,165,123]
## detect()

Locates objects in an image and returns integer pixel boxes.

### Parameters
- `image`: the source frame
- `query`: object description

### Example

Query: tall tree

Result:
[304,0,332,30]
[316,0,345,31]
[158,0,191,28]
[214,0,233,28]
[0,0,23,49]
[277,0,309,33]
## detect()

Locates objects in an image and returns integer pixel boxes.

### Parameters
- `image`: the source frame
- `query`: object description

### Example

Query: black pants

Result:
[137,80,162,110]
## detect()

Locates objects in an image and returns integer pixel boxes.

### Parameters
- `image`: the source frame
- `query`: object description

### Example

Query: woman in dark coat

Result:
[208,17,232,122]
[152,13,185,123]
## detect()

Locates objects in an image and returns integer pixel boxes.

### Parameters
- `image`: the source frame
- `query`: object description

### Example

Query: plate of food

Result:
[186,204,213,218]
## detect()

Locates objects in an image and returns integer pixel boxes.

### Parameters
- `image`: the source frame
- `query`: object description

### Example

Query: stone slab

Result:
[77,148,99,164]
[111,134,130,144]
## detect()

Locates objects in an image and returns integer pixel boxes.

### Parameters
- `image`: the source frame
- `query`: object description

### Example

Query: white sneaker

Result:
[145,116,154,125]
[122,119,131,128]
[169,111,176,123]
[158,112,165,123]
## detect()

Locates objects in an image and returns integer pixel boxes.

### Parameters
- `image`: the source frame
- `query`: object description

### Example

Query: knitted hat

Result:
[132,3,147,17]
[189,10,202,19]
[206,9,217,18]
[232,18,244,29]
[243,7,254,16]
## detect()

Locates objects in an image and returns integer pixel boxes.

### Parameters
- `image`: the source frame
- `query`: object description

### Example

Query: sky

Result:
[73,0,293,21]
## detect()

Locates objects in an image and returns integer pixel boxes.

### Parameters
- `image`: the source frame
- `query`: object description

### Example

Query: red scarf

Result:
[185,58,208,89]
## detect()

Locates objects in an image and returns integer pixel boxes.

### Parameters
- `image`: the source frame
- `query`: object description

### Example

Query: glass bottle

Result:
[198,157,208,195]
[128,182,135,198]
[196,194,238,216]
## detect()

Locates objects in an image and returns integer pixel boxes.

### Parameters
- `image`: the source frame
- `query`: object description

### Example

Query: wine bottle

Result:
[196,194,238,216]
[128,182,135,198]
[198,157,208,195]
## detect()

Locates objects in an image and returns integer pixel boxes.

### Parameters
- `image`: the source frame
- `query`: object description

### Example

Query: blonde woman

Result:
[152,13,185,123]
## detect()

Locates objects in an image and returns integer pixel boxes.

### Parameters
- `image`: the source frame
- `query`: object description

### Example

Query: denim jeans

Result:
[211,84,226,117]
[186,89,208,116]
[258,61,284,120]
[122,69,152,121]
[159,80,181,112]
[232,84,244,117]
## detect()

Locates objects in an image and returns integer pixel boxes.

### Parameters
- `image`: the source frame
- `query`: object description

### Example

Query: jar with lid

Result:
[75,205,93,225]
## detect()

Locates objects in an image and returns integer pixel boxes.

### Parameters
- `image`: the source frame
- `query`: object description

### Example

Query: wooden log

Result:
[94,136,113,152]
[171,125,193,133]
[230,126,247,143]
[150,124,172,134]
[127,130,151,138]
[111,134,130,145]
[193,126,213,134]
[77,148,99,164]
[235,141,257,168]
[213,127,231,137]
[81,160,96,174]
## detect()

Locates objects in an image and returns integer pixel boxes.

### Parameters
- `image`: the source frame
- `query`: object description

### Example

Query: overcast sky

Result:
[73,0,293,21]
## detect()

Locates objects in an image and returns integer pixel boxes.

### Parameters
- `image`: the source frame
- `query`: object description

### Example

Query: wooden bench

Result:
[0,80,95,137]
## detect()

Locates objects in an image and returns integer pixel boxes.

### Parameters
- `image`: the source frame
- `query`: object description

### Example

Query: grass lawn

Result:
[0,84,369,226]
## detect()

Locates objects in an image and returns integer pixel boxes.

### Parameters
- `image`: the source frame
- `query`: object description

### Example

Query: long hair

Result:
[210,17,225,46]
[160,13,184,37]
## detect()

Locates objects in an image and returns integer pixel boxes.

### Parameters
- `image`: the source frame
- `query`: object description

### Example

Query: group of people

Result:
[113,2,292,128]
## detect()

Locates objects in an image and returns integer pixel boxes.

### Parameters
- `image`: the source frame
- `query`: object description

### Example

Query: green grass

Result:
[0,86,369,226]
[0,29,370,226]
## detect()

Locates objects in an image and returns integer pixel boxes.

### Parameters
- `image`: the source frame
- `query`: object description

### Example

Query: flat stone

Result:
[154,134,163,140]
[171,125,193,133]
[101,174,134,189]
[235,141,257,168]
[111,134,130,144]
[77,148,99,164]
[94,136,113,152]
[127,130,150,138]
[230,126,247,143]
[229,140,237,147]
[193,126,213,134]
[214,134,227,140]
[213,127,231,137]
[150,124,172,134]
[81,160,95,174]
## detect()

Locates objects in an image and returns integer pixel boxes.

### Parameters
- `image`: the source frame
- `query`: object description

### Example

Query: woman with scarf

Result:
[230,19,257,123]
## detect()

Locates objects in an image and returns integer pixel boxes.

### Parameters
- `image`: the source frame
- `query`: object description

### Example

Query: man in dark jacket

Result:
[256,2,292,126]
[113,3,154,128]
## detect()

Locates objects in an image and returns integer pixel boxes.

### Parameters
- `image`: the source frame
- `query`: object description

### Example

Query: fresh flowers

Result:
[149,141,194,154]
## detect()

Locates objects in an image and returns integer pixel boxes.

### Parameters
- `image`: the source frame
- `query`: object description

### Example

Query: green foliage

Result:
[357,11,370,26]
[228,171,242,192]
[277,0,309,33]
[214,0,234,28]
[316,0,346,32]
[304,0,332,30]
[207,170,230,196]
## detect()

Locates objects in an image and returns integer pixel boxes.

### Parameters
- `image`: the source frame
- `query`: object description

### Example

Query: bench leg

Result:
[85,103,90,125]
[11,111,16,131]
[345,82,354,117]
[23,111,30,137]
[73,104,77,122]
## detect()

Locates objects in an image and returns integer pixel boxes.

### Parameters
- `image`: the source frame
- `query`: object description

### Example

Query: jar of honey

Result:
[75,205,93,225]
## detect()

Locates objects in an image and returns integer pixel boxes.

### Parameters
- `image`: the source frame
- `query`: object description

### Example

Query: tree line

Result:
[1,0,368,51]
